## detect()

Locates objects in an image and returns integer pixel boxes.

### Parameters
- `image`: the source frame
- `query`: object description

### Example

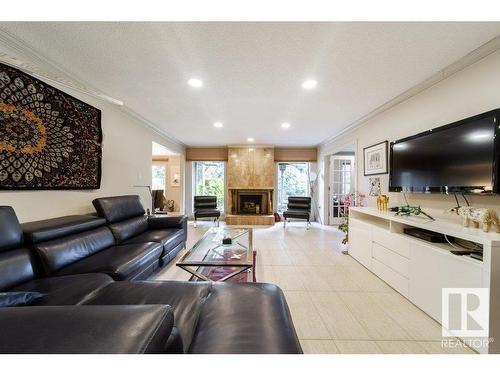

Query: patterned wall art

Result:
[369,176,381,196]
[0,62,102,189]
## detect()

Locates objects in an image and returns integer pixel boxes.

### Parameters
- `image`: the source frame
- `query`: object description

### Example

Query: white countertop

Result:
[349,206,500,246]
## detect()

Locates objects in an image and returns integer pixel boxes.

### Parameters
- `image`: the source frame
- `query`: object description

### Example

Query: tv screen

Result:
[389,109,499,194]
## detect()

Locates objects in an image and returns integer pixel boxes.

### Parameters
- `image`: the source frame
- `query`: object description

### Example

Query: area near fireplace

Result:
[226,146,275,225]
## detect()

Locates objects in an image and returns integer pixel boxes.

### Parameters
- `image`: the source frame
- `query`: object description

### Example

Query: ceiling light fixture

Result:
[302,79,317,90]
[281,122,291,129]
[247,138,255,142]
[213,122,223,128]
[188,78,203,88]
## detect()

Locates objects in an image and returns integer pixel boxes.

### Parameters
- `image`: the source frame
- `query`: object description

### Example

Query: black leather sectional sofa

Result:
[0,196,302,354]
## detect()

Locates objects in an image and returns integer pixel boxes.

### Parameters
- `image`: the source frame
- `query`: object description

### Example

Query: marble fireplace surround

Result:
[226,146,275,225]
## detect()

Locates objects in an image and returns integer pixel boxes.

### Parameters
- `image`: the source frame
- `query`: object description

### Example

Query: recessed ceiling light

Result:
[213,122,223,128]
[302,79,317,90]
[281,122,291,129]
[188,78,203,88]
[247,137,254,142]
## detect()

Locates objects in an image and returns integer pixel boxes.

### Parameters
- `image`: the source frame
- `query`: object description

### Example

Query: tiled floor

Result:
[155,220,475,354]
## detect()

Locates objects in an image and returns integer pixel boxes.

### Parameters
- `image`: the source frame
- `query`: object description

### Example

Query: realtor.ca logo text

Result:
[441,288,493,351]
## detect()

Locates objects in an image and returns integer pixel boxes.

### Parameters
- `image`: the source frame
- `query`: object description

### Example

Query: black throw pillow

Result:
[0,292,46,307]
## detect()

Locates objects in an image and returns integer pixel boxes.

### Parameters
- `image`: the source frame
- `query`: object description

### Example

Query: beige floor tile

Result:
[284,291,331,340]
[271,266,307,291]
[345,266,394,292]
[295,266,333,291]
[369,292,443,341]
[309,291,370,340]
[300,340,339,354]
[335,340,382,354]
[257,249,294,266]
[255,265,279,285]
[376,341,427,354]
[321,266,362,291]
[338,292,412,340]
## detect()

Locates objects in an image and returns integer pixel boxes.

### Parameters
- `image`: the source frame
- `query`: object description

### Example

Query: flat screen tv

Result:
[389,109,500,194]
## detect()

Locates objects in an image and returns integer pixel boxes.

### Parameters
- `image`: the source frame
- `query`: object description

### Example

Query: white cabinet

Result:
[349,219,372,269]
[409,240,483,323]
[372,258,409,297]
[348,207,495,353]
[372,242,409,277]
[372,227,410,258]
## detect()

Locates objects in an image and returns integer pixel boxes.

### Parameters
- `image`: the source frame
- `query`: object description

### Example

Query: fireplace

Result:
[228,189,272,215]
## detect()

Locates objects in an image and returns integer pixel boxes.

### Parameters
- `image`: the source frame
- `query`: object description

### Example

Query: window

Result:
[152,164,166,190]
[194,161,225,210]
[277,162,309,212]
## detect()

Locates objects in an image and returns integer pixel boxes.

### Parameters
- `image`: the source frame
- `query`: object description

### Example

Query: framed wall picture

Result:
[363,141,388,176]
[170,165,180,187]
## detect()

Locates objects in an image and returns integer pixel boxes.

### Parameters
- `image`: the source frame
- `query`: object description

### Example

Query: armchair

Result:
[282,196,312,229]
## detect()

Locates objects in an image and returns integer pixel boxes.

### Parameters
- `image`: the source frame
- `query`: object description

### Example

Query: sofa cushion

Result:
[108,215,149,243]
[93,195,146,223]
[33,227,116,275]
[82,280,212,353]
[0,291,46,307]
[188,283,302,354]
[194,209,221,218]
[283,210,310,219]
[11,273,114,305]
[22,215,106,245]
[194,196,217,209]
[55,242,162,280]
[124,229,184,254]
[0,305,174,354]
[0,206,23,252]
[0,248,37,292]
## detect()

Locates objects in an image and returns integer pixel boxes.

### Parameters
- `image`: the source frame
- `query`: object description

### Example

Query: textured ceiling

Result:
[1,22,500,146]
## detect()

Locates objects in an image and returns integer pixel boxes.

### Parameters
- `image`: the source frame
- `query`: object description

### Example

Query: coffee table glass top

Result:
[177,227,253,267]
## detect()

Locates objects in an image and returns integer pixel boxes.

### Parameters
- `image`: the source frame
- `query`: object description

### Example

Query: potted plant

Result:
[338,192,365,253]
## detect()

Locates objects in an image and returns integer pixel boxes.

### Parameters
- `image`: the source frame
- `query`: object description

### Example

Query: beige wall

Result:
[318,49,500,224]
[153,155,182,212]
[0,83,184,223]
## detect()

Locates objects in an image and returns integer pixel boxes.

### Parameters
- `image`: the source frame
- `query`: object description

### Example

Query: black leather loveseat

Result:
[0,203,302,354]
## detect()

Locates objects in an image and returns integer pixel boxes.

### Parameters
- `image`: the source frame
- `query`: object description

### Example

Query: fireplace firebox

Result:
[229,189,272,215]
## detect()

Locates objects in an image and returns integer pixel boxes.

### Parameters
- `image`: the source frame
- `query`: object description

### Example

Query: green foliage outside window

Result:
[194,162,225,210]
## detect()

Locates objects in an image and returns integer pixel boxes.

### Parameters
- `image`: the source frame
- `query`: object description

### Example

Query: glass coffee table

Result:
[177,227,254,282]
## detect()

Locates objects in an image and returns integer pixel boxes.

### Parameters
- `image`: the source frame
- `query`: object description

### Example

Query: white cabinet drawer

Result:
[372,226,410,258]
[409,240,483,323]
[372,258,409,297]
[372,242,409,277]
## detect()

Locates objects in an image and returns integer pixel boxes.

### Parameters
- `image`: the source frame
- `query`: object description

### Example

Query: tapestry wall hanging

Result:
[0,62,102,189]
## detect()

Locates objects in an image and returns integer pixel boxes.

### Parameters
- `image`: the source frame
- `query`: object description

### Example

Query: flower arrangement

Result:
[338,192,366,245]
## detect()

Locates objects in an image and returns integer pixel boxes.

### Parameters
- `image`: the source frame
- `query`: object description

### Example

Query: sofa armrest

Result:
[0,305,174,354]
[148,215,188,230]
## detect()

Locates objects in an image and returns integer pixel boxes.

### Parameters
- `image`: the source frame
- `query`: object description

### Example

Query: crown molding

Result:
[0,26,185,148]
[318,34,500,148]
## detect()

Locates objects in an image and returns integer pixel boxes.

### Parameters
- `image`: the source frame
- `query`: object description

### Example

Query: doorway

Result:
[152,141,182,214]
[328,143,356,225]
